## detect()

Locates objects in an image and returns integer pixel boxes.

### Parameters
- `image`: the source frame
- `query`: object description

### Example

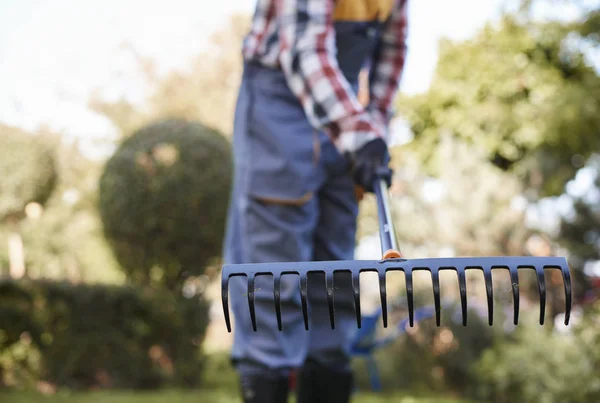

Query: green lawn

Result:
[0,352,478,403]
[0,389,474,403]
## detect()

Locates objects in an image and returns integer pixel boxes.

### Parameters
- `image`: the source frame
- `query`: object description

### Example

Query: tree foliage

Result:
[559,156,600,258]
[557,155,600,299]
[145,14,250,137]
[398,14,600,197]
[0,125,58,223]
[19,140,122,283]
[471,302,600,403]
[89,13,250,138]
[98,119,232,290]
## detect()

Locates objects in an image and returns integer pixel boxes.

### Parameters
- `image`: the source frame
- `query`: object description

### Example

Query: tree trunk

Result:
[8,231,26,279]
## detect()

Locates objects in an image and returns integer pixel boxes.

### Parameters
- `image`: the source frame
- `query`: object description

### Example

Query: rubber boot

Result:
[239,374,289,403]
[295,358,354,403]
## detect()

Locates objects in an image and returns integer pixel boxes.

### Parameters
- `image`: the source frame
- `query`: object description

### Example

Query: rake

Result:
[221,174,572,332]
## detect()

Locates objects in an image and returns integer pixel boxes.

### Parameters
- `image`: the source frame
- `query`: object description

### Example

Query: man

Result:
[223,0,409,402]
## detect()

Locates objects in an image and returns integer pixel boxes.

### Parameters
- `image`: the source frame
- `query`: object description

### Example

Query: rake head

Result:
[221,177,572,333]
[221,255,572,332]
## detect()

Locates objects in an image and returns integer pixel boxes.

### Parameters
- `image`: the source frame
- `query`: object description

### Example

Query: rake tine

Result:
[508,266,520,325]
[457,268,467,326]
[378,269,388,328]
[247,273,257,331]
[561,262,572,325]
[352,270,362,328]
[431,270,441,326]
[483,267,494,326]
[300,273,309,330]
[326,271,336,329]
[405,269,414,326]
[222,274,232,333]
[535,265,546,325]
[273,274,282,331]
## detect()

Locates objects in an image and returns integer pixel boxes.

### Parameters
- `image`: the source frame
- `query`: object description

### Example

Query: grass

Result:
[0,352,478,403]
[0,389,474,403]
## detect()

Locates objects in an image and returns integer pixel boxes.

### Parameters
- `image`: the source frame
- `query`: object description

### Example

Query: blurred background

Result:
[0,0,599,402]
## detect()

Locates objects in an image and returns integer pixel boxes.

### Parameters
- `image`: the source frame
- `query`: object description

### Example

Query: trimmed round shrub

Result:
[98,119,232,289]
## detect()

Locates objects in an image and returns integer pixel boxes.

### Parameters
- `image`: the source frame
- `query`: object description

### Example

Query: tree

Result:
[398,13,600,198]
[557,154,600,302]
[0,124,58,278]
[98,119,232,291]
[15,138,123,284]
[145,13,250,137]
[89,13,251,139]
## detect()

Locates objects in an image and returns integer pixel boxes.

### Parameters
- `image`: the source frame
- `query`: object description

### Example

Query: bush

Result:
[0,331,43,390]
[392,303,496,394]
[98,119,232,290]
[470,304,600,403]
[351,293,498,395]
[0,278,209,390]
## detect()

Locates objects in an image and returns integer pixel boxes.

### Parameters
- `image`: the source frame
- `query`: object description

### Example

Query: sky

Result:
[0,0,518,147]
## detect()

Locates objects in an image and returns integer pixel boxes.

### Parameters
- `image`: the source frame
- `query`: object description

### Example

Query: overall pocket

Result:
[244,64,319,205]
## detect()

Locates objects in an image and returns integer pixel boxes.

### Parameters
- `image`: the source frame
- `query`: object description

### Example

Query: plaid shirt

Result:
[242,0,409,154]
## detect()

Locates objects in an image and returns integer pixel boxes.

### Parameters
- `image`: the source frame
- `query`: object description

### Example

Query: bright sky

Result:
[0,0,517,146]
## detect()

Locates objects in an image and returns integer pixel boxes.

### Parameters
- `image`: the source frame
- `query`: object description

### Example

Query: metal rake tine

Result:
[300,273,309,330]
[561,262,572,325]
[483,266,494,326]
[326,271,335,329]
[405,269,414,326]
[457,268,467,326]
[248,273,257,331]
[508,266,520,325]
[378,269,388,328]
[221,274,232,333]
[535,265,546,325]
[352,270,361,328]
[431,270,441,326]
[273,274,282,331]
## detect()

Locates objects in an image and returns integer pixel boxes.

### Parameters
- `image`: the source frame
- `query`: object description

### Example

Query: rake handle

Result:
[373,177,402,260]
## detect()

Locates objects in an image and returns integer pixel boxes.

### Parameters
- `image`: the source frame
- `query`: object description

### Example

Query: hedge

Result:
[0,278,209,390]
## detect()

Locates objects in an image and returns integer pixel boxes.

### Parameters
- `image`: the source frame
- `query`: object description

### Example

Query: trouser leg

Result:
[238,372,290,403]
[224,64,320,385]
[226,187,318,386]
[296,140,359,403]
[296,358,354,403]
[224,139,320,402]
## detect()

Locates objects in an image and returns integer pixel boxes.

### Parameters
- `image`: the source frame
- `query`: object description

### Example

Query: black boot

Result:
[296,359,354,403]
[239,374,289,403]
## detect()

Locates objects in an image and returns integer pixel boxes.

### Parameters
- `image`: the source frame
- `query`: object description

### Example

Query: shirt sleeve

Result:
[368,0,409,126]
[276,0,384,154]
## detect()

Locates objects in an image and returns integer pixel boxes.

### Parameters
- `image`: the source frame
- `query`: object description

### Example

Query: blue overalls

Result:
[224,2,390,378]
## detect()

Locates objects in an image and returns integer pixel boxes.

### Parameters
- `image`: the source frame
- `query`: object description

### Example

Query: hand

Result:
[347,137,392,193]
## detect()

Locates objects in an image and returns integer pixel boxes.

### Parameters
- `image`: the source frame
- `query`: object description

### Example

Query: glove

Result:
[347,137,392,193]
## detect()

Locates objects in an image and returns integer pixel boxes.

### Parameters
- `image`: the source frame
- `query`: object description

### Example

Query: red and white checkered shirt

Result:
[242,0,409,154]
